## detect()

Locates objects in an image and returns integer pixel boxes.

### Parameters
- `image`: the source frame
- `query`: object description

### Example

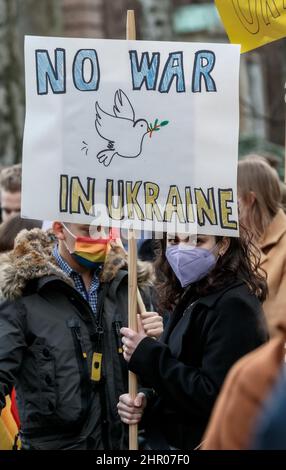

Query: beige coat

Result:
[259,209,286,336]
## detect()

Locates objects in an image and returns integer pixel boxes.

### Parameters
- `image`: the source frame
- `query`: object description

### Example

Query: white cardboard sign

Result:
[22,36,240,236]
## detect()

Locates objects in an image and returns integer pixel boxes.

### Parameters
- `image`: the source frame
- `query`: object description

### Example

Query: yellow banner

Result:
[215,0,286,53]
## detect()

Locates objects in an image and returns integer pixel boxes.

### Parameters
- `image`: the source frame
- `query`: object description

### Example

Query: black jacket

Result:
[0,275,103,449]
[129,282,268,450]
[0,229,153,450]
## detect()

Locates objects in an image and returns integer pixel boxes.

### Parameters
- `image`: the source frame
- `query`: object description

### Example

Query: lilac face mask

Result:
[165,244,217,288]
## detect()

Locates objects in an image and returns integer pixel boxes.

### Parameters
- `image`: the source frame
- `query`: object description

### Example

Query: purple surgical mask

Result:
[165,244,217,288]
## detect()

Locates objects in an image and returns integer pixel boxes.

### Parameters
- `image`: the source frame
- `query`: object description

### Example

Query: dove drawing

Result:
[95,89,150,167]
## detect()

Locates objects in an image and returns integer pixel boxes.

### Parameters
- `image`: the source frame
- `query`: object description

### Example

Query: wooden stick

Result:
[114,234,147,315]
[137,288,146,314]
[127,9,138,451]
[114,226,147,323]
[128,229,138,450]
[126,10,136,41]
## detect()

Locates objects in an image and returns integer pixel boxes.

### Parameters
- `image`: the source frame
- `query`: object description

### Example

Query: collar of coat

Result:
[260,209,286,249]
[183,280,245,309]
[161,281,247,344]
[0,228,154,302]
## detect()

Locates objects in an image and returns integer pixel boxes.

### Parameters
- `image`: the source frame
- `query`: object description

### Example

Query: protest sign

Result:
[22,35,240,236]
[215,0,286,53]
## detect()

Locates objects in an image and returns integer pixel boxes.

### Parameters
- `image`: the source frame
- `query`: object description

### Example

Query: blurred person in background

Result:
[201,308,286,450]
[0,214,42,449]
[0,164,22,223]
[117,231,268,450]
[238,156,286,335]
[279,181,286,213]
[241,152,286,214]
[250,365,286,450]
[259,153,286,213]
[0,214,42,253]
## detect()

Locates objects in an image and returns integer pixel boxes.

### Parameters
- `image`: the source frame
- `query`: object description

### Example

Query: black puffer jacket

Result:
[0,229,153,450]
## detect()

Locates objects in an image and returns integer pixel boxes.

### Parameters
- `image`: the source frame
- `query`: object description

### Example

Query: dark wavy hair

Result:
[154,227,268,314]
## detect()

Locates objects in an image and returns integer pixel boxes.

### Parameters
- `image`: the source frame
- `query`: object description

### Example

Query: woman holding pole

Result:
[117,232,268,450]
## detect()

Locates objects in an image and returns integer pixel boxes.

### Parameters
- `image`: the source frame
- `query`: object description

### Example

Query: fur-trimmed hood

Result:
[0,228,154,301]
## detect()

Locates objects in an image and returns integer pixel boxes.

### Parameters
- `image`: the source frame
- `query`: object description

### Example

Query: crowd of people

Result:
[0,156,286,450]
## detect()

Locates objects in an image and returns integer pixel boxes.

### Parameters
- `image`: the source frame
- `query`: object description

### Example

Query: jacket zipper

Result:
[113,321,123,354]
[69,324,91,423]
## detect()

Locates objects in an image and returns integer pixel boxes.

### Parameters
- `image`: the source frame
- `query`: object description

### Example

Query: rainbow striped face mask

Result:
[63,224,114,269]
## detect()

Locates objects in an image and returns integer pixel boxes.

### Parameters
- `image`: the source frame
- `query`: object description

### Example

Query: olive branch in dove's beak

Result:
[148,118,169,138]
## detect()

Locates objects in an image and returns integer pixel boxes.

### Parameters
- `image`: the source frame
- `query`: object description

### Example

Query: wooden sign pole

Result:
[126,9,139,451]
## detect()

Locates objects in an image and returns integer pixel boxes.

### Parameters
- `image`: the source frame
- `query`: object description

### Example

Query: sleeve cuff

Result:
[128,336,168,385]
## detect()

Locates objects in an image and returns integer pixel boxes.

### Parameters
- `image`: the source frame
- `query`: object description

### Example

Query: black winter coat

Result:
[0,275,103,449]
[129,282,268,450]
[0,229,152,450]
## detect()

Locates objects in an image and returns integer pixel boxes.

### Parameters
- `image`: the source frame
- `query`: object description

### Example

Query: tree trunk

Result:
[0,0,24,164]
[0,0,62,165]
